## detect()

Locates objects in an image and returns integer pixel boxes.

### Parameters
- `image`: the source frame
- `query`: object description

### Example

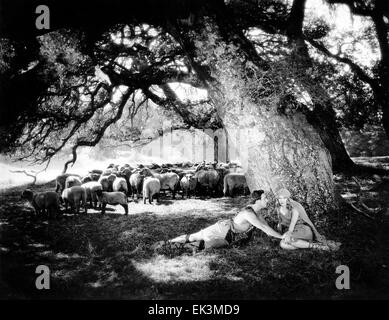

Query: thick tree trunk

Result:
[170,12,337,214]
[304,106,354,172]
[220,100,336,214]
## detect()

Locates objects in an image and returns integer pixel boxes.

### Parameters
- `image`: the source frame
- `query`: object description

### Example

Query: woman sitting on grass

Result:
[154,190,283,252]
[275,188,341,251]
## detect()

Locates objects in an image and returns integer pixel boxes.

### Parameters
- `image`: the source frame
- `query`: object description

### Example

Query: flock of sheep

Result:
[21,161,249,218]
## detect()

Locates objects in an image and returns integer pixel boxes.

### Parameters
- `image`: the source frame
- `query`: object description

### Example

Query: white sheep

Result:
[81,181,103,209]
[81,175,93,184]
[98,174,116,191]
[153,172,179,199]
[95,190,128,215]
[55,173,81,194]
[129,171,145,199]
[112,177,128,195]
[61,186,87,214]
[143,177,161,204]
[21,189,60,218]
[180,173,197,198]
[65,175,82,189]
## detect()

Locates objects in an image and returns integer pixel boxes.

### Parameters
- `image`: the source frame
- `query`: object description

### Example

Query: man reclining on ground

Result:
[153,190,282,252]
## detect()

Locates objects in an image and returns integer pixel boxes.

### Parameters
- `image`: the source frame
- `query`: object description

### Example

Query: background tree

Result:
[1,0,387,213]
[308,0,389,137]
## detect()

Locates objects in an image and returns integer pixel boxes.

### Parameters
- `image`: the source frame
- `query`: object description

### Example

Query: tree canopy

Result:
[0,0,388,170]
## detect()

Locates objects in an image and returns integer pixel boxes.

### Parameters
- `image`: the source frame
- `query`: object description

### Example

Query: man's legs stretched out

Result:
[169,230,204,243]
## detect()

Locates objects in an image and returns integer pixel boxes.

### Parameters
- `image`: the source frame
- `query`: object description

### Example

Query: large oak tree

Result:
[1,0,384,213]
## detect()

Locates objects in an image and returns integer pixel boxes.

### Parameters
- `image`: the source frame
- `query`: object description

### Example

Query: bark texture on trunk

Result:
[173,14,337,214]
[217,87,335,214]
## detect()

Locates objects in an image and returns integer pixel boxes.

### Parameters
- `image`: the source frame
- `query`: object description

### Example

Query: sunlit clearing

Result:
[126,198,227,217]
[132,254,217,283]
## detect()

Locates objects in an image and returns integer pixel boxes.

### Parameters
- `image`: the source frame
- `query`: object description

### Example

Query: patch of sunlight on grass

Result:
[132,254,218,283]
[27,243,47,248]
[120,228,148,240]
[55,252,84,260]
[38,250,54,257]
[225,275,244,281]
[127,199,227,217]
[52,269,79,280]
[341,192,358,200]
[88,280,103,288]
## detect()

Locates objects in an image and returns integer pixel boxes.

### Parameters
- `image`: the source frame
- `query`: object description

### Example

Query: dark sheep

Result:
[21,189,60,218]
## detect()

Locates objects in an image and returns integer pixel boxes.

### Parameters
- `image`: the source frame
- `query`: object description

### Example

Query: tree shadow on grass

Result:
[1,180,389,299]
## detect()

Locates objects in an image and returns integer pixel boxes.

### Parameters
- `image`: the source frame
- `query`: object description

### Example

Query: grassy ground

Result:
[1,168,389,299]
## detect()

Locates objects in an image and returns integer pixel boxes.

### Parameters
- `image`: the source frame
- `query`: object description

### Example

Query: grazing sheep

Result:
[89,169,103,175]
[223,173,249,197]
[81,181,103,208]
[118,168,132,193]
[90,173,101,181]
[61,186,87,214]
[216,162,229,170]
[129,171,145,199]
[176,169,195,181]
[65,175,82,189]
[81,175,93,184]
[150,163,160,169]
[180,174,197,199]
[182,161,192,168]
[154,172,180,199]
[98,174,116,191]
[21,189,60,218]
[119,168,132,179]
[143,177,161,204]
[98,175,110,191]
[55,173,81,194]
[139,167,154,177]
[113,177,128,195]
[107,174,117,191]
[95,190,128,215]
[102,169,113,176]
[194,169,220,197]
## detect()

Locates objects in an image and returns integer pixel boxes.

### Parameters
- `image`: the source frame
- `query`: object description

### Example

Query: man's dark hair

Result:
[250,190,264,204]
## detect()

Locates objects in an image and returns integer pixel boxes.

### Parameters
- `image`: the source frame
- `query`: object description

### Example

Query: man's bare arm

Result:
[244,212,282,239]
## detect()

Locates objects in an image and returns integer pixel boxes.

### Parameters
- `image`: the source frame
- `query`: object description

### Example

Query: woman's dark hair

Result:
[250,190,264,204]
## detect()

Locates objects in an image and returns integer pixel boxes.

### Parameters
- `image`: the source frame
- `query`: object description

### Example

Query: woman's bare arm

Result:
[288,208,299,233]
[243,211,283,239]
